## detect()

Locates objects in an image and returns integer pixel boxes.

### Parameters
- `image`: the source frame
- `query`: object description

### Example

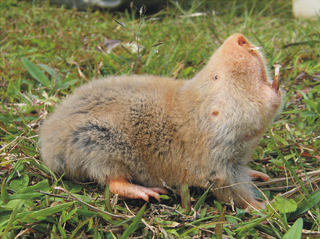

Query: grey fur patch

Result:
[72,123,133,153]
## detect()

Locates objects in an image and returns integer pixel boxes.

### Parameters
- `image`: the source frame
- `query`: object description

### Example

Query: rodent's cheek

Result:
[264,84,281,103]
[259,80,277,95]
[272,91,282,110]
[260,84,282,112]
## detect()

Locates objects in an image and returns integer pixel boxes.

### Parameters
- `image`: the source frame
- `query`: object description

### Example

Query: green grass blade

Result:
[283,218,303,239]
[235,215,273,238]
[0,199,24,236]
[57,224,67,239]
[61,208,78,224]
[104,176,113,213]
[37,63,61,81]
[215,206,226,239]
[1,180,9,204]
[302,99,318,111]
[193,183,214,213]
[266,124,316,213]
[288,189,320,219]
[181,169,191,214]
[59,79,78,89]
[26,202,74,220]
[77,209,129,227]
[119,203,146,239]
[10,179,50,200]
[255,224,282,238]
[21,57,51,87]
[70,216,94,238]
[94,222,99,239]
[179,221,222,238]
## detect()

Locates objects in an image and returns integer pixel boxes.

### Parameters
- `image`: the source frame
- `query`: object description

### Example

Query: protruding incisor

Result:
[271,68,280,92]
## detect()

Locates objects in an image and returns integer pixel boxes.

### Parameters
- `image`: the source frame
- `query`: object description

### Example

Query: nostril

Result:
[238,36,247,46]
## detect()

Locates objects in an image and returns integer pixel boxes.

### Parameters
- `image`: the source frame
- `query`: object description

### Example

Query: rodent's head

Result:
[208,34,277,92]
[193,33,281,138]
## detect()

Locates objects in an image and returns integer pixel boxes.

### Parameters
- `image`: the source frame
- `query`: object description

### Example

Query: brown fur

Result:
[40,34,281,208]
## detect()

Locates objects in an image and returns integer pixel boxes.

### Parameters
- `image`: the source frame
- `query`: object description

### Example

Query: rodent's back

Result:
[40,75,186,185]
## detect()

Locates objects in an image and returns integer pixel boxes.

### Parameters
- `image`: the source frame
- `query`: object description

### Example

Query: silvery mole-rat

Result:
[40,34,281,209]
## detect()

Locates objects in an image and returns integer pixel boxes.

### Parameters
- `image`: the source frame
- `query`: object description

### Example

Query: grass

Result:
[1,0,320,238]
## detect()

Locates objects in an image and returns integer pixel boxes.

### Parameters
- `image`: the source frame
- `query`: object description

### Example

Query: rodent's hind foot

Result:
[108,177,168,202]
[249,169,270,181]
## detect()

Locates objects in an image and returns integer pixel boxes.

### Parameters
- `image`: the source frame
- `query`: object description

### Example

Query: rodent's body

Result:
[40,34,281,208]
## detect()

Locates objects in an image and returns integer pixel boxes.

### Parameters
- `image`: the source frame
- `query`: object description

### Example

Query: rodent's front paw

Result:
[249,169,270,181]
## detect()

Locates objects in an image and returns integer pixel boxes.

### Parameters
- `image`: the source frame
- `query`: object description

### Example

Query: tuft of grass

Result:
[1,0,320,238]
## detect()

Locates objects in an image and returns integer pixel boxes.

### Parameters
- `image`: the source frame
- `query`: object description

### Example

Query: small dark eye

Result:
[214,75,218,80]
